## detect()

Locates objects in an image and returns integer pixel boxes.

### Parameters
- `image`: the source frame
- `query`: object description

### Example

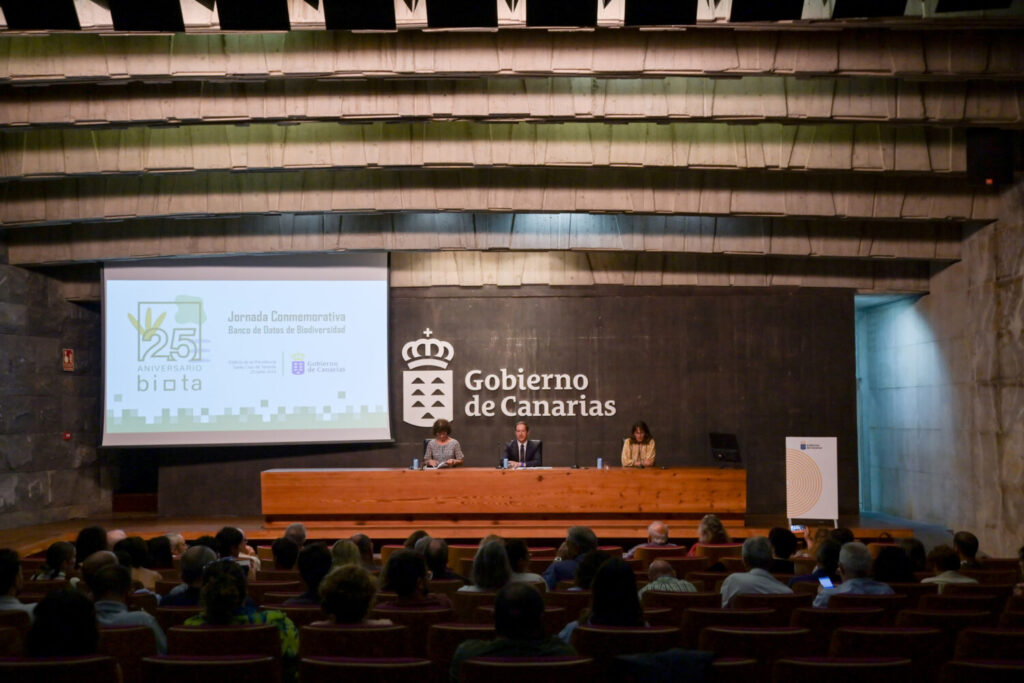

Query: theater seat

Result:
[98,624,158,683]
[154,606,203,633]
[731,592,814,625]
[773,656,912,683]
[167,624,281,660]
[0,625,24,657]
[543,590,590,624]
[452,592,498,622]
[789,608,885,655]
[697,626,809,680]
[679,607,776,648]
[0,655,119,683]
[300,656,432,683]
[940,659,1024,683]
[828,626,946,678]
[142,655,277,683]
[641,590,720,622]
[571,624,681,660]
[300,623,411,659]
[427,622,496,679]
[459,656,595,683]
[953,627,1024,660]
[368,606,455,657]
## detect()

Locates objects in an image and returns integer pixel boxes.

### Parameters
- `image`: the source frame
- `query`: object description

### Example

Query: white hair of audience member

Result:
[107,529,127,548]
[838,542,872,578]
[166,533,187,556]
[741,536,774,570]
[413,535,433,556]
[648,521,669,544]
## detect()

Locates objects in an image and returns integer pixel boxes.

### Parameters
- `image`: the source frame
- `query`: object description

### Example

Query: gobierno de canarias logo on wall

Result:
[401,329,616,428]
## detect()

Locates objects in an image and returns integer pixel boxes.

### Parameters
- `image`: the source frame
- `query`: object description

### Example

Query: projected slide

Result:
[103,254,390,446]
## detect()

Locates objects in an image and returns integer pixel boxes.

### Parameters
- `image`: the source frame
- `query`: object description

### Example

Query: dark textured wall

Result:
[157,285,857,518]
[0,264,108,530]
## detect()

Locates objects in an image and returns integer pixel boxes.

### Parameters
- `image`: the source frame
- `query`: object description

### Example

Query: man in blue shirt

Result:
[813,541,894,608]
[92,563,167,653]
[542,526,598,590]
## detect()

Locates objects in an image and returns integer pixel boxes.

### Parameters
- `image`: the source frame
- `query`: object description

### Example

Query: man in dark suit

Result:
[503,420,542,468]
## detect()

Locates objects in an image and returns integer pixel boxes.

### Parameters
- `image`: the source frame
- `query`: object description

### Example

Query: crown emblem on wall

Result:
[402,328,454,369]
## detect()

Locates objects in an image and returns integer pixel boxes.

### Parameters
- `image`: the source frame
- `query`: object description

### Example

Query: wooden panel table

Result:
[261,467,746,539]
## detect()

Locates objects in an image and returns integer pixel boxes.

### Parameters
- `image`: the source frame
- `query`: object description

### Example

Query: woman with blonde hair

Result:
[330,539,361,570]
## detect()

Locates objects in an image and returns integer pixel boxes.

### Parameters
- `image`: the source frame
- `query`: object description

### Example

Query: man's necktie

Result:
[520,443,525,462]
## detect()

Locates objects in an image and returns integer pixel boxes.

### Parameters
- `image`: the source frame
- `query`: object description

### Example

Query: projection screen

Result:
[102,253,391,446]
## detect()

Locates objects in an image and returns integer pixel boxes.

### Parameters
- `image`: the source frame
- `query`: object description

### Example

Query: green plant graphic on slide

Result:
[129,300,203,362]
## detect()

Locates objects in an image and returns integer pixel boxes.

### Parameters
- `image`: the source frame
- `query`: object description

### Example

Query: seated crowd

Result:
[1,518,1022,682]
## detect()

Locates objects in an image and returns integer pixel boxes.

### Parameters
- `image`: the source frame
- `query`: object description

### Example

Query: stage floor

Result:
[0,512,920,557]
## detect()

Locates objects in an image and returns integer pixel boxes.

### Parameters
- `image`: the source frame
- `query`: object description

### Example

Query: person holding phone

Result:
[788,538,841,587]
[423,419,464,468]
[812,542,894,608]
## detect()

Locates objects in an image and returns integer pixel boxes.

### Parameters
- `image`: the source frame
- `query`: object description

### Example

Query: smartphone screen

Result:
[818,576,834,589]
[790,524,806,532]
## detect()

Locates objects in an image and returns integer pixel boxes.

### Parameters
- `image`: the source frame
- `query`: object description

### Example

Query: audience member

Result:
[284,523,307,548]
[570,550,612,592]
[794,526,831,559]
[768,527,798,574]
[451,583,575,682]
[147,535,174,570]
[624,521,678,560]
[789,538,841,587]
[377,549,452,609]
[830,528,856,546]
[80,550,119,597]
[285,542,333,606]
[166,533,187,556]
[74,525,107,568]
[922,544,979,589]
[25,589,97,657]
[313,564,392,626]
[1014,545,1024,598]
[92,564,167,653]
[107,529,128,549]
[271,537,301,571]
[687,514,732,559]
[413,534,433,557]
[404,529,430,549]
[953,531,982,569]
[162,544,217,606]
[559,557,645,643]
[814,542,894,607]
[720,537,794,607]
[900,538,927,573]
[331,539,361,571]
[0,549,36,619]
[425,538,466,582]
[184,559,298,659]
[113,536,163,591]
[351,533,378,571]
[30,541,77,584]
[459,539,511,593]
[542,526,598,590]
[872,546,916,583]
[505,539,543,586]
[637,559,696,599]
[192,535,219,551]
[215,526,261,573]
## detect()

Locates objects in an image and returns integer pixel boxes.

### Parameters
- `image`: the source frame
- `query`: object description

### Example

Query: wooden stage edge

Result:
[0,514,916,558]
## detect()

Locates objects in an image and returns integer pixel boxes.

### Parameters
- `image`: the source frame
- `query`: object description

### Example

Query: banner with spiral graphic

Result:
[785,437,838,522]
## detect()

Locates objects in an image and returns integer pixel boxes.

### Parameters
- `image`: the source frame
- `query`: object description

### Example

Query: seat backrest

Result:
[21,579,67,595]
[883,583,938,607]
[542,590,591,623]
[459,656,595,683]
[828,625,946,678]
[427,623,496,667]
[827,593,910,622]
[299,656,433,683]
[127,591,158,614]
[684,571,732,592]
[953,627,1024,660]
[167,624,281,659]
[697,626,810,679]
[429,579,466,601]
[789,608,886,655]
[452,591,498,622]
[142,654,277,683]
[691,544,743,563]
[571,625,680,659]
[0,610,31,637]
[773,656,912,683]
[369,606,455,657]
[0,655,120,683]
[959,569,1019,585]
[154,580,181,596]
[155,606,203,633]
[98,624,158,683]
[731,592,814,625]
[894,609,994,633]
[255,569,300,582]
[475,605,567,634]
[299,623,412,659]
[679,607,776,648]
[246,581,302,604]
[0,625,24,657]
[260,604,323,629]
[641,590,720,618]
[918,593,1002,615]
[633,547,688,565]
